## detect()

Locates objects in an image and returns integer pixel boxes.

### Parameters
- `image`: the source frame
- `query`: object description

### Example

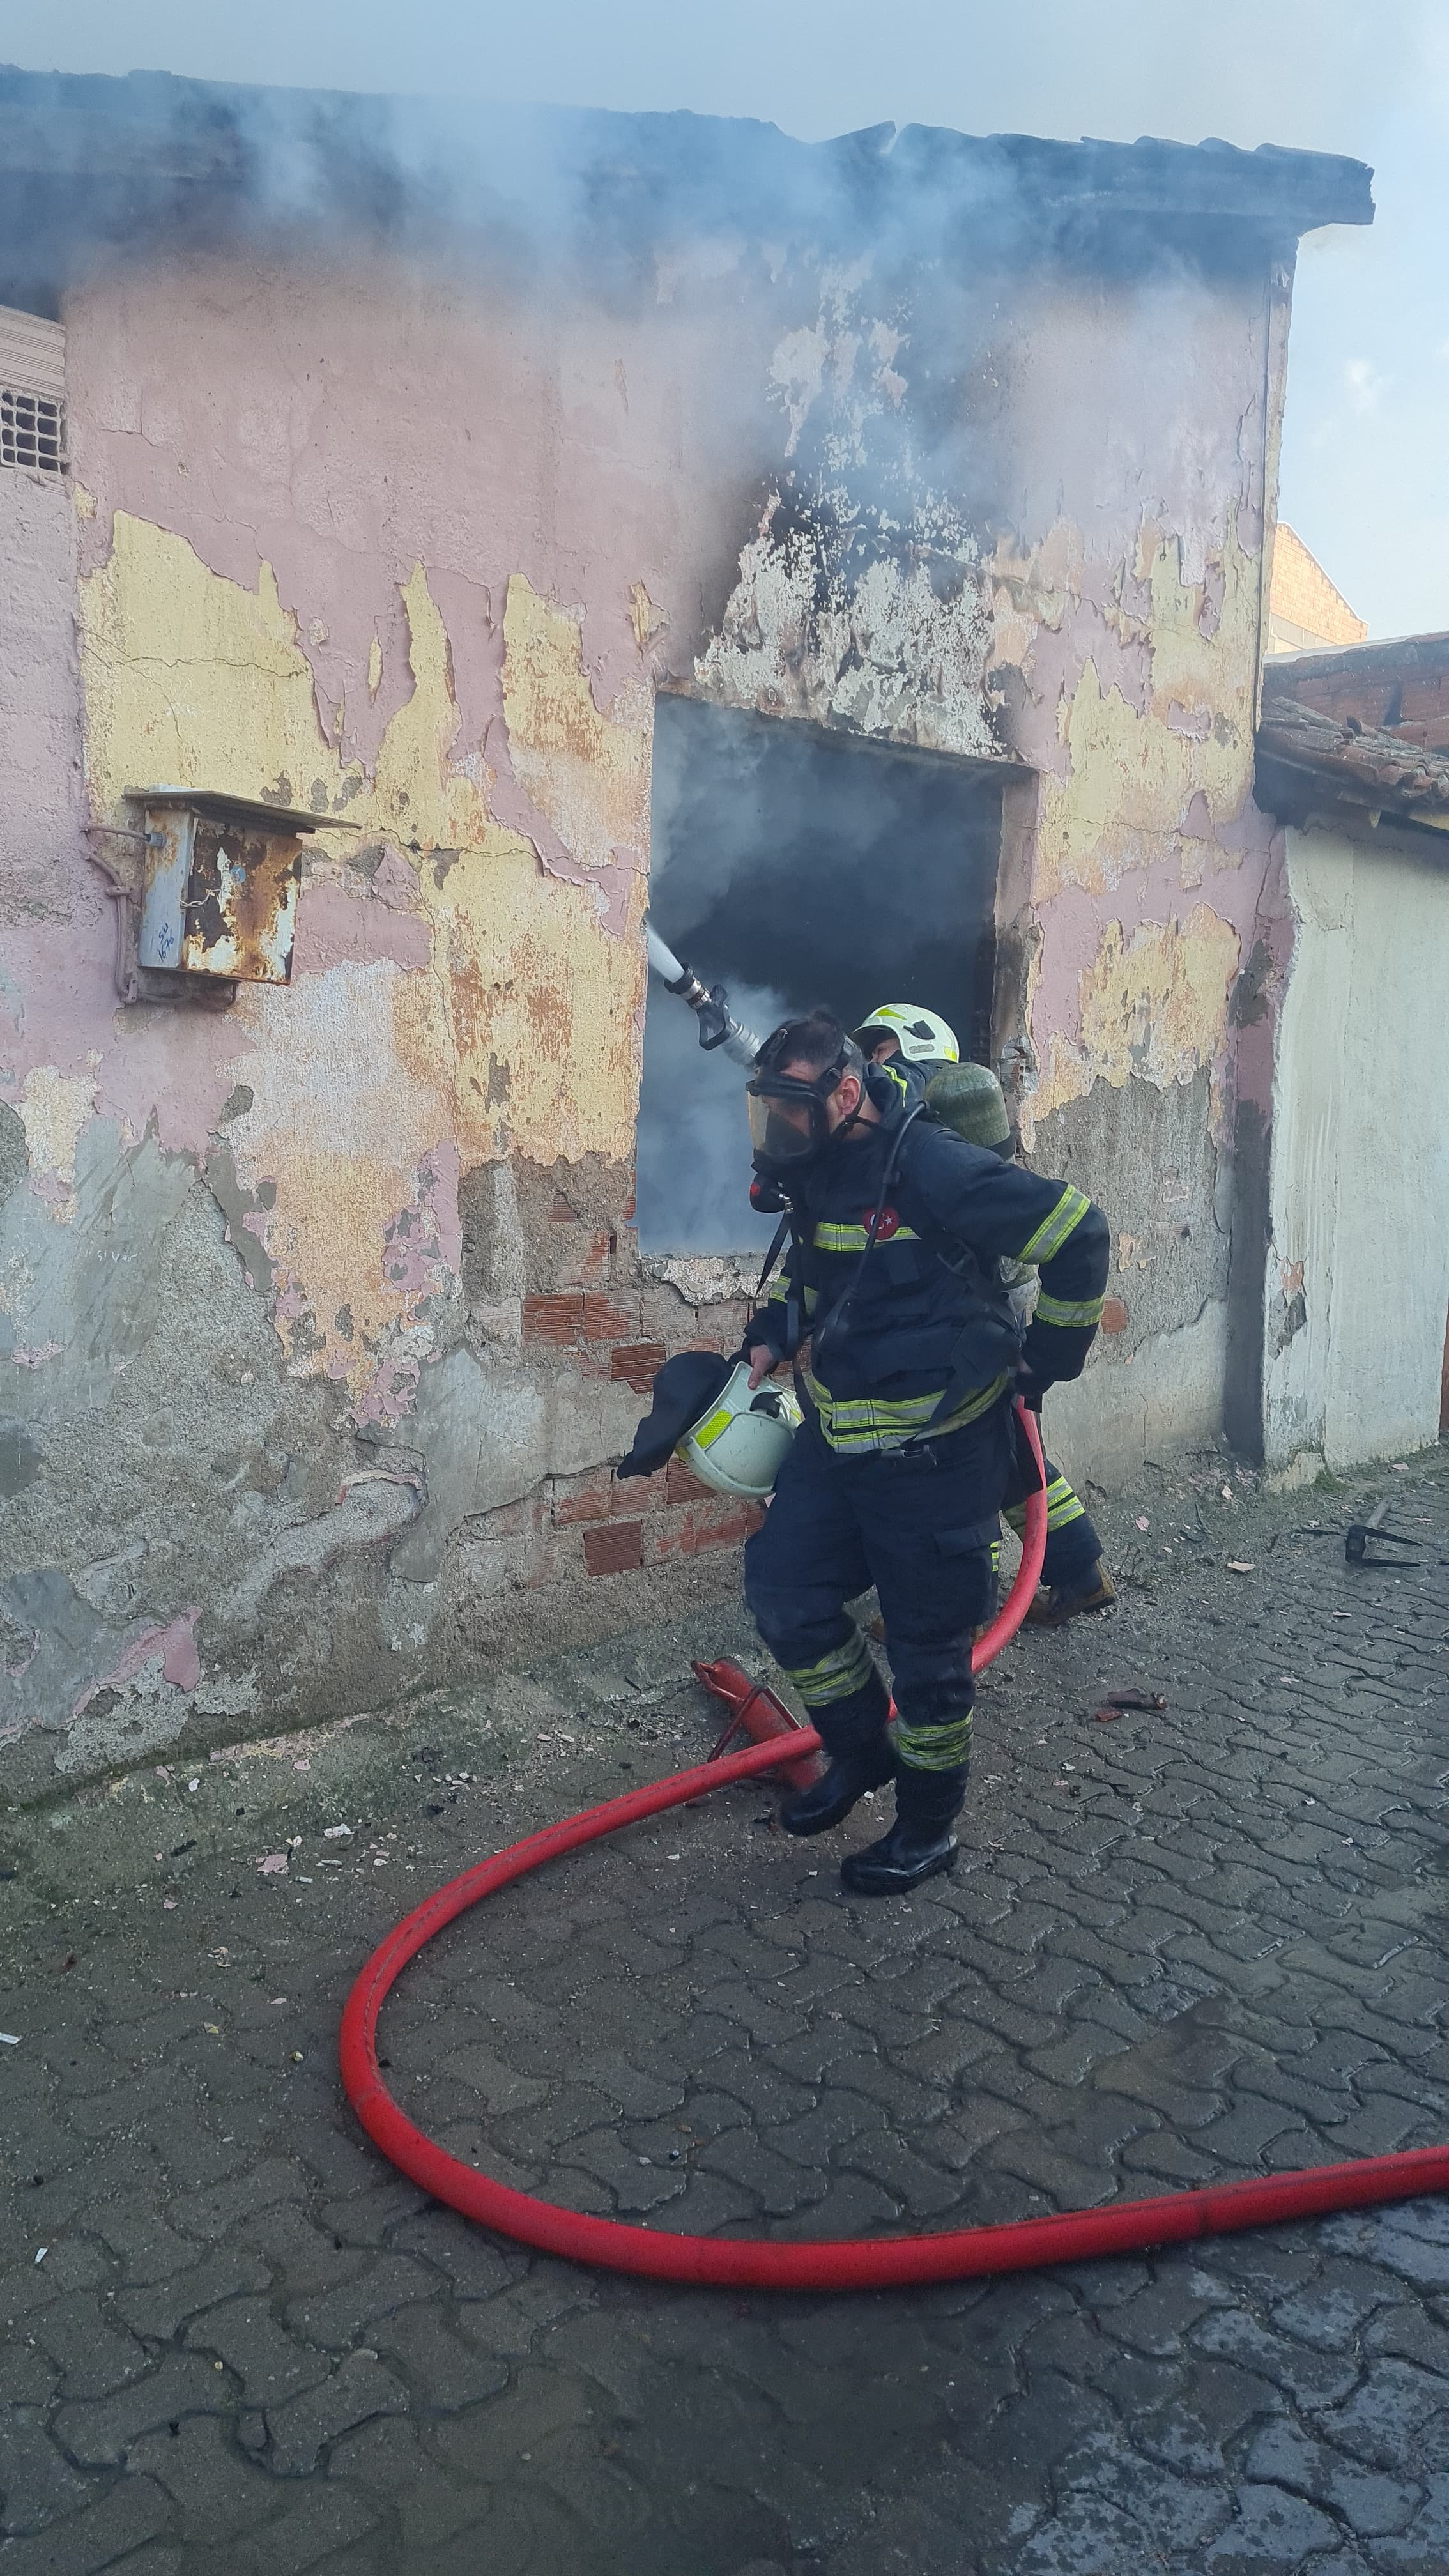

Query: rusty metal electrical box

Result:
[134,791,327,985]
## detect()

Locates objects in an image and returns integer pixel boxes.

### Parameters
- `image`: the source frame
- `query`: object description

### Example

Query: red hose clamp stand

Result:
[693,1659,822,1791]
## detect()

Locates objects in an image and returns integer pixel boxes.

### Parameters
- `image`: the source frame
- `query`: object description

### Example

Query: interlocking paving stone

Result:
[3,1450,1448,2569]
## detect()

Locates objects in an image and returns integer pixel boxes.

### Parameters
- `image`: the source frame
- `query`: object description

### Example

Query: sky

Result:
[1,0,1443,637]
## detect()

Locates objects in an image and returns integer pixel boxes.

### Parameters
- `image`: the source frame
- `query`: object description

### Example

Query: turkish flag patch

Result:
[867,1206,901,1240]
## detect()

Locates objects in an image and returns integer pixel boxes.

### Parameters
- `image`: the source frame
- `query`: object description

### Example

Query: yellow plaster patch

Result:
[1027,906,1241,1134]
[628,582,667,650]
[79,516,648,1406]
[415,838,644,1169]
[220,959,447,1395]
[18,1066,97,1213]
[991,510,1261,902]
[80,516,344,821]
[989,521,1084,668]
[502,574,651,871]
[371,564,491,850]
[80,519,488,855]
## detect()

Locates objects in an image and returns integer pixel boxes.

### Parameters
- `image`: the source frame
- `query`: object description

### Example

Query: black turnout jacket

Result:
[747,1094,1109,1456]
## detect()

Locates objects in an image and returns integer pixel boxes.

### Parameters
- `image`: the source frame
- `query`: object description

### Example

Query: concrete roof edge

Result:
[0,63,1374,235]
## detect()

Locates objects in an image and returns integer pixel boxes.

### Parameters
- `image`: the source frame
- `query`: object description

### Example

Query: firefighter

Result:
[853,1012,1116,1626]
[742,1008,1110,1895]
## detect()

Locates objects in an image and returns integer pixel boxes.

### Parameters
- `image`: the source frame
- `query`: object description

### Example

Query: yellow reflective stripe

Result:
[1018,1184,1090,1268]
[785,1630,875,1708]
[1034,1290,1105,1329]
[805,1370,1011,1451]
[811,1221,921,1252]
[895,1716,973,1772]
[691,1406,734,1452]
[1004,1475,1087,1535]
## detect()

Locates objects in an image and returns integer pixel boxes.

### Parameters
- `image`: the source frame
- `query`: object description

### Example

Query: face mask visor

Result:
[746,1073,834,1170]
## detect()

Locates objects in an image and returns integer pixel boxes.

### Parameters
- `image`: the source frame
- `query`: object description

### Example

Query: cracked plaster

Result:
[1,220,1315,1779]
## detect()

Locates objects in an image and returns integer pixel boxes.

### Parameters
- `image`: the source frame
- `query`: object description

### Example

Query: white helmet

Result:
[853,1003,960,1066]
[679,1363,801,1499]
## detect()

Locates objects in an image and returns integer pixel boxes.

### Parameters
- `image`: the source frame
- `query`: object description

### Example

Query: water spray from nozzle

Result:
[644,917,763,1070]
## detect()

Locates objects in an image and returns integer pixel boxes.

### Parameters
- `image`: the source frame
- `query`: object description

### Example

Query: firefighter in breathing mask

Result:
[740,1006,1110,1896]
[853,1006,1117,1629]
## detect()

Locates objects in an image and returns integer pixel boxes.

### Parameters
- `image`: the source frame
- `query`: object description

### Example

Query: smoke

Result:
[2,5,1428,632]
[634,694,1001,1254]
[634,970,790,1254]
[0,63,919,310]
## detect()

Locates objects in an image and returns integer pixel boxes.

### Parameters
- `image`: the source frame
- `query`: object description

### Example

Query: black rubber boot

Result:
[839,1761,966,1895]
[780,1675,894,1837]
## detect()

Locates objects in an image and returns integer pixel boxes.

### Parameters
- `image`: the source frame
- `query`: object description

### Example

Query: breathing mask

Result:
[746,1031,864,1185]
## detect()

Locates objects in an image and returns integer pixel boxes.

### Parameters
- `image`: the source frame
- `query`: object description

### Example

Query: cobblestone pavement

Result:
[3,1448,1449,2574]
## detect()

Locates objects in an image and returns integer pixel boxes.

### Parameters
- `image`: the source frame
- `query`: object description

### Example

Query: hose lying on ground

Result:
[340,1407,1448,2289]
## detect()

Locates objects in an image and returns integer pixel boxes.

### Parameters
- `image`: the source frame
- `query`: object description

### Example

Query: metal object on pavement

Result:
[1345,1494,1422,1565]
[694,1657,820,1791]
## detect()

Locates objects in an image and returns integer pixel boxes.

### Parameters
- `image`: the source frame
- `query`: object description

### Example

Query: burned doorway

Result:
[636,698,1005,1254]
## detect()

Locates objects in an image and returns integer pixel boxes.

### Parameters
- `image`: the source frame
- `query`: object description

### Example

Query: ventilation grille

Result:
[0,305,67,477]
[1,387,65,474]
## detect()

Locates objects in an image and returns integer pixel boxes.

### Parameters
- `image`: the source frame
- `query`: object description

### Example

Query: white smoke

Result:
[634,972,790,1254]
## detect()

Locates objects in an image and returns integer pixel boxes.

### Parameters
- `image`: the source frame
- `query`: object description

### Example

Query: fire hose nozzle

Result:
[643,917,763,1068]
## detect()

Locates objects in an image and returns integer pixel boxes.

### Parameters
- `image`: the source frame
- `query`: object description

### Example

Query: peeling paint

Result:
[695,494,1000,757]
[225,1471,420,1624]
[1030,906,1242,1130]
[1025,515,1259,901]
[498,572,652,877]
[72,514,648,1416]
[72,1607,200,1718]
[0,187,1339,1787]
[17,1067,98,1216]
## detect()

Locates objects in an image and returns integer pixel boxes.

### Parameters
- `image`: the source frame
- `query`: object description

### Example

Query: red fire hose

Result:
[340,1406,1449,2288]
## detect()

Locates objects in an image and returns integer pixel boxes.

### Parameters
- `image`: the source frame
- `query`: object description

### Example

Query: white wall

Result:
[1265,820,1449,1475]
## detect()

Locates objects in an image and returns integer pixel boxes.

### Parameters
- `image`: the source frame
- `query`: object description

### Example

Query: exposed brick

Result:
[611,1341,666,1392]
[648,1500,760,1561]
[582,1293,637,1344]
[1101,1296,1130,1334]
[666,1453,716,1505]
[523,1292,584,1347]
[550,1227,615,1289]
[548,1192,576,1221]
[554,1467,657,1526]
[552,1470,615,1527]
[583,1519,644,1575]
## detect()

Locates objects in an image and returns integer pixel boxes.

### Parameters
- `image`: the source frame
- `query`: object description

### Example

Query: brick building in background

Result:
[1267,521,1368,654]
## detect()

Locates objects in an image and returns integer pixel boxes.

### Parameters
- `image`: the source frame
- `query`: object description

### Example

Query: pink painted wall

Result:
[1,216,1301,1779]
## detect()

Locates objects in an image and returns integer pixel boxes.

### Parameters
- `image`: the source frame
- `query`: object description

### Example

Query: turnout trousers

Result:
[744,1395,1022,1795]
[998,1448,1103,1592]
